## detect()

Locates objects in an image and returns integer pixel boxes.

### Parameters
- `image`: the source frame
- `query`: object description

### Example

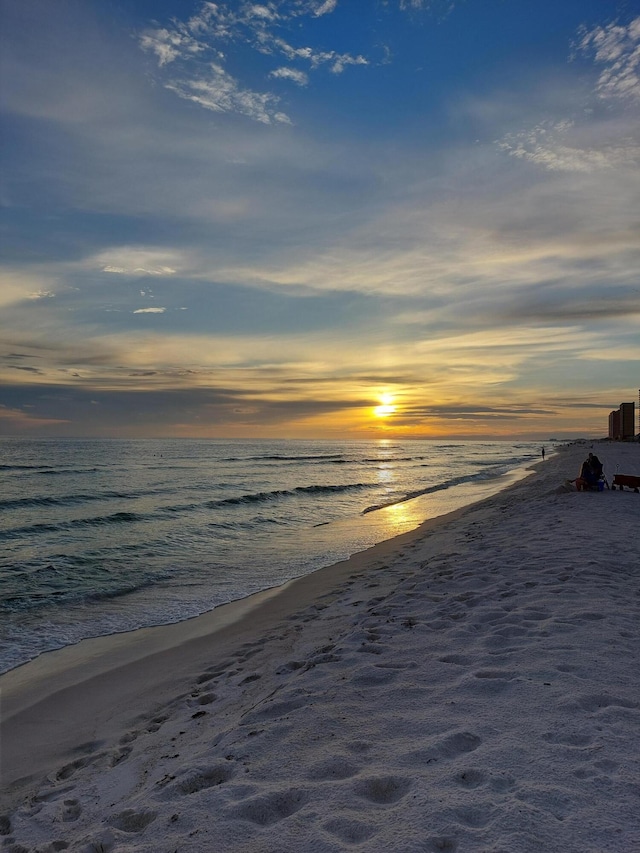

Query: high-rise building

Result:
[609,409,621,440]
[608,401,636,440]
[620,402,635,439]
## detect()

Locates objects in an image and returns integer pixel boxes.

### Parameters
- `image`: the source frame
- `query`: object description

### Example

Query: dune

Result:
[1,440,639,852]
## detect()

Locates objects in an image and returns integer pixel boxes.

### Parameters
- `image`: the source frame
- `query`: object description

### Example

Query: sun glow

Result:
[373,393,396,418]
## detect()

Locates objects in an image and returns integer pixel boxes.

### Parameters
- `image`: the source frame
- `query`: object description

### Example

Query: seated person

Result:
[576,460,593,490]
[588,453,603,480]
[577,454,603,490]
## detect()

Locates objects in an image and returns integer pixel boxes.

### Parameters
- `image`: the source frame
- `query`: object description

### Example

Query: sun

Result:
[373,393,397,418]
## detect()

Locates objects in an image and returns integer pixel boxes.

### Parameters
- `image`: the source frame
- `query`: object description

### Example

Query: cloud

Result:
[315,0,338,15]
[27,290,56,300]
[2,1,638,439]
[265,36,368,73]
[399,0,457,14]
[246,4,280,21]
[139,1,368,123]
[497,120,640,173]
[0,269,60,309]
[0,403,69,430]
[166,63,292,124]
[498,16,640,175]
[9,364,44,374]
[94,248,182,277]
[138,27,207,67]
[329,54,368,74]
[576,16,640,104]
[270,67,309,86]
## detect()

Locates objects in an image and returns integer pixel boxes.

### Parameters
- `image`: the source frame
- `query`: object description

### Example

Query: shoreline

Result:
[0,488,502,799]
[0,443,542,679]
[2,439,639,851]
[0,451,541,679]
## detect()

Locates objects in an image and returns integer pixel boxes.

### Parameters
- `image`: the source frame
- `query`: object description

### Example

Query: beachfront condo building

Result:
[609,401,635,440]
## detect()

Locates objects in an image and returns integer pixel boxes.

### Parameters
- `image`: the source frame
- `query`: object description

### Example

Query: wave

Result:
[0,484,184,512]
[204,482,374,509]
[0,482,377,539]
[0,511,145,541]
[362,468,508,514]
[361,456,428,463]
[0,571,169,614]
[0,465,102,476]
[0,464,55,471]
[0,491,132,511]
[220,453,348,463]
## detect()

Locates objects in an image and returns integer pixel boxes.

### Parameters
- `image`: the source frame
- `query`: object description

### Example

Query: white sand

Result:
[1,441,639,852]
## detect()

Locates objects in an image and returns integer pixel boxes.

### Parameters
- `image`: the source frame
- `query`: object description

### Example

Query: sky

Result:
[1,0,639,440]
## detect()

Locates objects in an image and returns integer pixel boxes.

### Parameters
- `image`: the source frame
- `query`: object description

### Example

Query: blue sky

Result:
[1,0,638,439]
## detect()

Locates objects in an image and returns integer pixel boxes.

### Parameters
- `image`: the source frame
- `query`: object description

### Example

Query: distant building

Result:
[608,401,635,440]
[620,402,635,439]
[608,409,621,440]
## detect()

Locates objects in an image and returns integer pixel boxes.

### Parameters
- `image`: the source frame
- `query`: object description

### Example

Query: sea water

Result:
[0,438,546,673]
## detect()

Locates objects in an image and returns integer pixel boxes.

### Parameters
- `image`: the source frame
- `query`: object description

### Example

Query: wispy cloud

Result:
[94,248,181,277]
[314,0,338,15]
[27,290,56,300]
[497,120,640,172]
[139,1,368,123]
[270,67,309,86]
[575,16,640,104]
[499,16,640,175]
[166,64,291,124]
[138,27,207,67]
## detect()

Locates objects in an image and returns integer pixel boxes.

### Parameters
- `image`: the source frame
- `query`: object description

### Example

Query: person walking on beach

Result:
[541,446,545,460]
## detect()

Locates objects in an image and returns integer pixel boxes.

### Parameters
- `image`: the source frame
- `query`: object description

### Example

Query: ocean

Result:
[0,438,546,673]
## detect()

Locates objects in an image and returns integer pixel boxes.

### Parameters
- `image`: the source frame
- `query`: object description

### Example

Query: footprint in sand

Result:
[323,816,376,843]
[109,745,132,767]
[351,665,397,687]
[174,764,235,795]
[439,732,483,758]
[119,730,139,746]
[406,731,483,766]
[239,673,261,684]
[231,788,309,826]
[188,691,217,706]
[61,799,82,822]
[357,643,384,655]
[196,671,217,684]
[55,752,104,782]
[242,695,307,724]
[353,775,411,805]
[453,768,486,788]
[452,803,493,828]
[561,692,639,713]
[146,714,169,733]
[108,808,157,833]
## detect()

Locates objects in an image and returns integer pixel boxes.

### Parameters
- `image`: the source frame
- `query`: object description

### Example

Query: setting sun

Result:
[374,393,397,418]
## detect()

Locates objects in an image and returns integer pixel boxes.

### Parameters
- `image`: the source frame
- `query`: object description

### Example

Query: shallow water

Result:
[0,437,545,671]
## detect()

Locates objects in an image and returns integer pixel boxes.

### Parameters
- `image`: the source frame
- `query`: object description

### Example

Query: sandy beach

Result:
[1,440,639,852]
